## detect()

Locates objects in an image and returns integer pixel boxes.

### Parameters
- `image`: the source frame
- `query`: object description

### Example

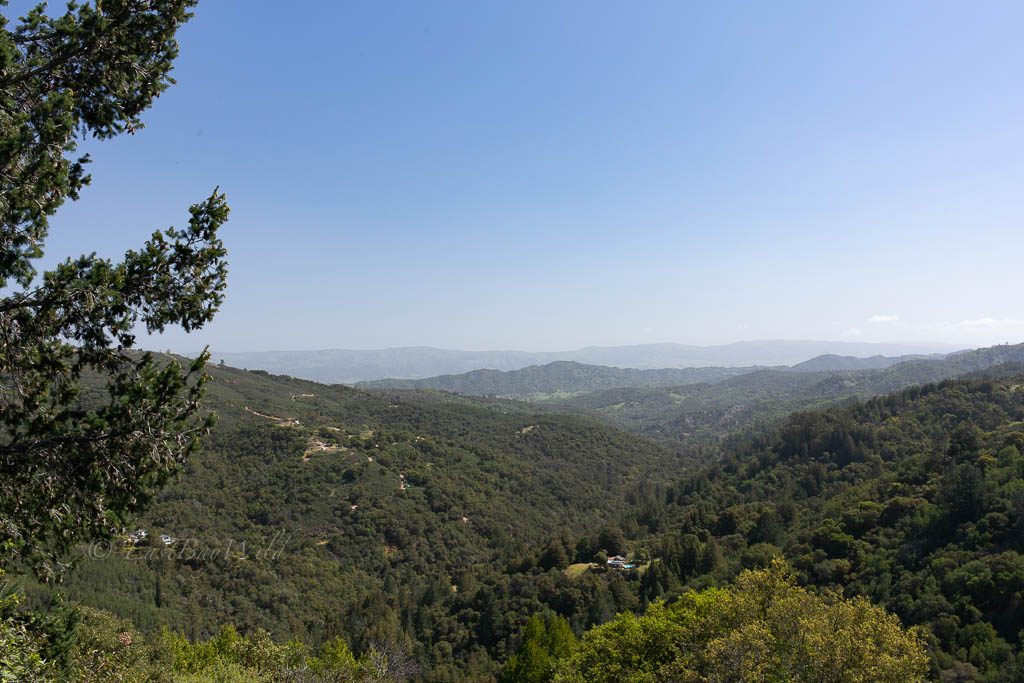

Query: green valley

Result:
[8,358,1024,681]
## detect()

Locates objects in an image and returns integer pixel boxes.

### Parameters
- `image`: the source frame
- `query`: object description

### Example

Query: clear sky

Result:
[29,1,1024,352]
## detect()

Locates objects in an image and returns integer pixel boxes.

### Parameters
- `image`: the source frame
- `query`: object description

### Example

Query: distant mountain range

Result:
[786,352,945,372]
[545,341,1024,445]
[212,340,960,384]
[357,352,957,398]
[356,361,759,397]
[350,342,1024,447]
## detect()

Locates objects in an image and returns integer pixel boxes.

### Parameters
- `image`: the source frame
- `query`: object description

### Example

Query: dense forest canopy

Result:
[7,364,1023,680]
[606,376,1024,681]
[16,363,688,678]
[2,2,1022,683]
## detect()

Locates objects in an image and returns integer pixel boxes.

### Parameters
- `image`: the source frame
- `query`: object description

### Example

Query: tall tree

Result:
[0,0,228,579]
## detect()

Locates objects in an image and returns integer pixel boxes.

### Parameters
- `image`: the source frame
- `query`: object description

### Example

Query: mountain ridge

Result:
[548,341,1024,445]
[786,352,945,372]
[356,360,761,397]
[210,340,961,384]
[22,345,1024,679]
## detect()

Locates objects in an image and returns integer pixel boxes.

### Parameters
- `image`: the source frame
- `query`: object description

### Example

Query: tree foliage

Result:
[499,614,576,683]
[558,560,929,683]
[0,0,229,578]
[618,377,1024,680]
[8,598,410,682]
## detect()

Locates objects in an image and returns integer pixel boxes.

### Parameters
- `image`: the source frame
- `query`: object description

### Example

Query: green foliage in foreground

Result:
[498,614,576,683]
[0,586,53,682]
[0,0,230,580]
[1,596,416,682]
[555,560,928,683]
[4,561,926,683]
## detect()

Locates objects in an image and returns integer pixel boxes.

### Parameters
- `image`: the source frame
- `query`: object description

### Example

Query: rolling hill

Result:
[614,375,1024,680]
[356,360,758,398]
[787,352,943,372]
[23,361,685,678]
[355,353,955,400]
[19,344,1024,680]
[547,342,1024,445]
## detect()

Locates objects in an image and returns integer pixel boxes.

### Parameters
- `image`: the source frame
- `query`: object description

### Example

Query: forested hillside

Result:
[16,363,1024,680]
[788,352,942,372]
[20,363,686,679]
[595,376,1024,680]
[357,361,756,398]
[550,342,1024,446]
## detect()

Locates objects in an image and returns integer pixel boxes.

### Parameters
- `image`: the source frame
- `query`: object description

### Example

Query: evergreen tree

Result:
[500,614,577,683]
[539,538,570,571]
[0,0,228,579]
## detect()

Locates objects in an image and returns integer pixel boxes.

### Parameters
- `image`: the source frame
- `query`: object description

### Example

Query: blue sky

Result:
[27,1,1024,352]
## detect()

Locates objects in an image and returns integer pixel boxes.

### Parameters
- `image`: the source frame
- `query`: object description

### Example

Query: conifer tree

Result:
[0,0,228,579]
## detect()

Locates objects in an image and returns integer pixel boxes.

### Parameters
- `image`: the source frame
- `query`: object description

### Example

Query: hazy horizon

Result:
[199,337,965,356]
[203,338,976,384]
[6,2,1024,676]
[30,1,1024,354]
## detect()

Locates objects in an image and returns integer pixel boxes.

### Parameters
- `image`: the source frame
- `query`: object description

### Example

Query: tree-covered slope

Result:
[356,361,756,398]
[621,376,1024,680]
[22,362,684,679]
[551,342,1024,446]
[788,352,942,372]
[20,358,1024,680]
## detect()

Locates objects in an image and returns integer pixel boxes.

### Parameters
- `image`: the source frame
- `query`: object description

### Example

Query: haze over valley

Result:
[213,339,959,384]
[3,2,1024,681]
